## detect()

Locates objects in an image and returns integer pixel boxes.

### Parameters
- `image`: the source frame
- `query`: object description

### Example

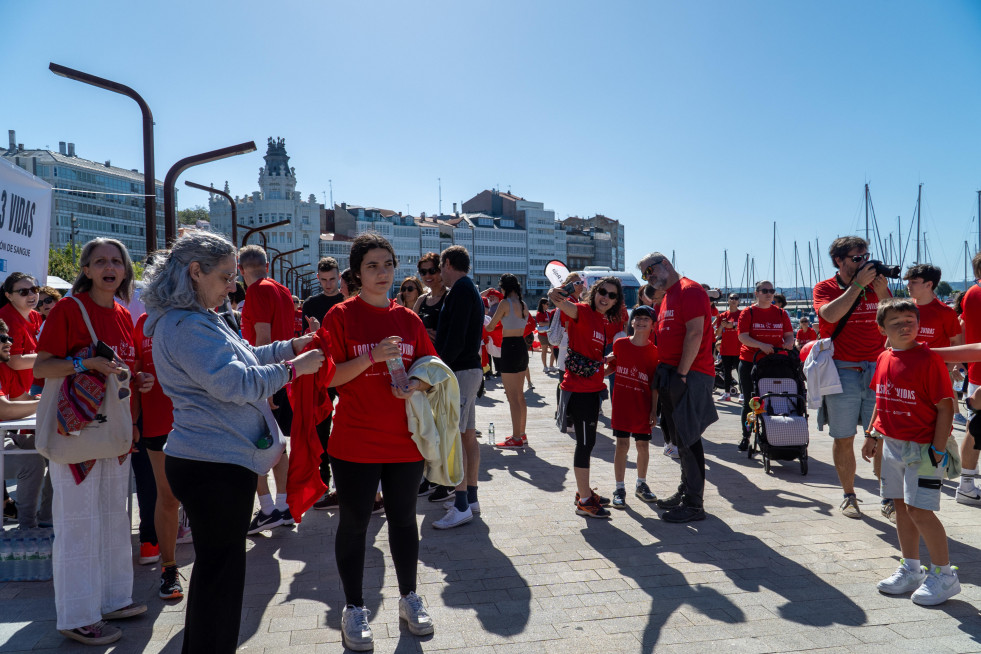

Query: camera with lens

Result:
[864,260,901,279]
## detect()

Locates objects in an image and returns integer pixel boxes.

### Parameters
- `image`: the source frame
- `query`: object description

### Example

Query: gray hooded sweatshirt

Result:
[144,306,294,475]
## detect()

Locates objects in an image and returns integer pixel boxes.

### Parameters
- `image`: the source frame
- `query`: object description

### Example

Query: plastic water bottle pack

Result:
[0,528,54,582]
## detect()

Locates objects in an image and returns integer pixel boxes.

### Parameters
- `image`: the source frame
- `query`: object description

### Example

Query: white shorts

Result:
[879,436,945,511]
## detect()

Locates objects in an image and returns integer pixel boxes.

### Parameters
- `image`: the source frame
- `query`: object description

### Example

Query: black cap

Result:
[631,305,657,321]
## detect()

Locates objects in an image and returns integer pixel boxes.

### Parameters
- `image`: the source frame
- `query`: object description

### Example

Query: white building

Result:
[208,137,322,292]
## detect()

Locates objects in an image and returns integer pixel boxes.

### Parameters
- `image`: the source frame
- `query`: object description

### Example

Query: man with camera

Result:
[813,236,891,518]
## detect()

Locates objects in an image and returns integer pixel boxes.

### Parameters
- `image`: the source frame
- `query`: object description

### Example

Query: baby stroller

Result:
[747,349,809,475]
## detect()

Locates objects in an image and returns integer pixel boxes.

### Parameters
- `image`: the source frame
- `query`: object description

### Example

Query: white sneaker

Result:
[341,605,373,651]
[911,567,961,605]
[877,560,926,594]
[442,499,480,514]
[398,591,434,635]
[662,444,680,459]
[720,392,731,402]
[433,505,473,529]
[955,478,981,505]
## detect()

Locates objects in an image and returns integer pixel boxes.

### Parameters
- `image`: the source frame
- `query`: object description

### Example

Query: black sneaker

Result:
[655,492,683,509]
[313,491,338,510]
[635,483,657,503]
[737,436,749,452]
[428,486,453,502]
[662,504,706,523]
[611,488,627,509]
[574,491,611,507]
[280,507,295,527]
[418,480,435,496]
[247,508,283,535]
[2,498,16,524]
[159,565,184,600]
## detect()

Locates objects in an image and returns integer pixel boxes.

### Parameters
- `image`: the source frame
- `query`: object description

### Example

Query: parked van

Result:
[576,266,642,307]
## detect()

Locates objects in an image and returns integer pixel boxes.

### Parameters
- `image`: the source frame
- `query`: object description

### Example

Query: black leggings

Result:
[738,360,754,438]
[569,391,601,468]
[166,456,257,654]
[721,355,739,393]
[329,457,425,606]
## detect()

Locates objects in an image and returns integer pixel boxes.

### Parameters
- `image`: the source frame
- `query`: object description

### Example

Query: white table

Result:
[0,415,38,490]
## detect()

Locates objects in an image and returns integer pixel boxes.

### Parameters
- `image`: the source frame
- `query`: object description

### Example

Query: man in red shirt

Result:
[904,265,962,350]
[239,245,298,533]
[640,252,718,523]
[813,236,890,518]
[955,253,981,506]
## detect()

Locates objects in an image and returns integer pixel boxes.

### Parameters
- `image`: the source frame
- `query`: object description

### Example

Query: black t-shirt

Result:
[434,276,484,372]
[303,292,345,325]
[417,292,445,332]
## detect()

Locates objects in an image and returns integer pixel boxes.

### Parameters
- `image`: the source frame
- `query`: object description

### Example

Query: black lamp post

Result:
[185,181,238,246]
[272,248,303,285]
[240,220,290,250]
[163,142,257,245]
[49,62,159,253]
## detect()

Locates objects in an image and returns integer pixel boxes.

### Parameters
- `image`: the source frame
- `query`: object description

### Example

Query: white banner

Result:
[0,158,52,286]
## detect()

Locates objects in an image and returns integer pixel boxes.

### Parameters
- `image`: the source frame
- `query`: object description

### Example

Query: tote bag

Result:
[35,297,133,464]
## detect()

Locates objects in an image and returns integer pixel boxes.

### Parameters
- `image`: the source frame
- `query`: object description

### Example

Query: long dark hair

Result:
[536,297,549,313]
[584,276,624,321]
[499,273,525,312]
[0,272,37,309]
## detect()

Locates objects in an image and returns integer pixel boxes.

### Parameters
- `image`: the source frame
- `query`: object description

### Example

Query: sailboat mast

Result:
[865,183,870,243]
[916,183,922,263]
[772,222,777,289]
[723,250,729,296]
[794,241,799,301]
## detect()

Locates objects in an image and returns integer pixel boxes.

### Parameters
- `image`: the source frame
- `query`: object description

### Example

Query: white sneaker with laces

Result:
[398,591,435,635]
[433,505,473,529]
[720,392,731,402]
[442,499,480,514]
[341,605,373,651]
[662,444,680,459]
[911,567,961,605]
[877,560,926,594]
[956,477,981,505]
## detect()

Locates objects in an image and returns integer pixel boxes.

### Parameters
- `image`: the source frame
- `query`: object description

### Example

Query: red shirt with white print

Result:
[325,297,437,463]
[37,293,136,369]
[796,327,818,345]
[871,344,954,444]
[560,302,621,393]
[611,336,659,434]
[717,309,741,357]
[654,277,715,377]
[134,313,174,438]
[0,303,42,397]
[962,284,981,383]
[737,305,792,362]
[915,298,960,349]
[813,276,885,363]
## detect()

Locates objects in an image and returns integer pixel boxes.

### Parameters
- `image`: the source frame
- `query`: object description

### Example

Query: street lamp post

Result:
[271,248,302,286]
[185,180,238,246]
[163,142,257,245]
[239,220,290,250]
[49,62,159,253]
[296,271,315,297]
[285,262,311,294]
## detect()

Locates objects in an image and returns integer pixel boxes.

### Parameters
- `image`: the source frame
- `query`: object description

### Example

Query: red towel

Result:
[286,328,336,523]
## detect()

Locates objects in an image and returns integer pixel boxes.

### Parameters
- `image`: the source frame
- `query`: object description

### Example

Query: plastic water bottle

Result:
[386,355,410,392]
[11,536,26,582]
[488,422,495,439]
[25,535,40,581]
[39,531,53,580]
[0,538,11,581]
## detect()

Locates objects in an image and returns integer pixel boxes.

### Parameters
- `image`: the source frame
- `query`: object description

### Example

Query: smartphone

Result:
[557,280,578,297]
[95,340,117,362]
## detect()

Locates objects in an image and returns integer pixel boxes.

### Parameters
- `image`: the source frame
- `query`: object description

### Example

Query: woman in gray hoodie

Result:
[141,231,325,654]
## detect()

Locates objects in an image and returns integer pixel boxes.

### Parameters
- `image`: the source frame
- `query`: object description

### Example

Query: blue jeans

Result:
[824,361,877,439]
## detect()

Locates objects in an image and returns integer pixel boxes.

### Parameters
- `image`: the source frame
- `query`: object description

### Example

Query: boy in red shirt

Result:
[606,306,659,509]
[861,298,960,605]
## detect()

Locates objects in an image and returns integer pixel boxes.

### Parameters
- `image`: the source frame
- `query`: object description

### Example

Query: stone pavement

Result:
[2,364,980,653]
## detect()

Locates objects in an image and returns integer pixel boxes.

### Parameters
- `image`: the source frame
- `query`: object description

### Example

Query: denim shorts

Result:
[824,362,876,439]
[880,436,945,511]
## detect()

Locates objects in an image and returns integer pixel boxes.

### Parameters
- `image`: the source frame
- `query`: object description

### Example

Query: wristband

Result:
[368,350,376,365]
[283,360,296,382]
[852,281,864,289]
[72,356,88,373]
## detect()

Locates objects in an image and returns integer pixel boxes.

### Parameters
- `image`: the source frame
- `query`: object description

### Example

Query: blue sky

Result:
[6,1,981,290]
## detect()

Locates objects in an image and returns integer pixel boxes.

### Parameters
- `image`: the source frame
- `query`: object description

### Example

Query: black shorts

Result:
[613,429,652,442]
[142,433,169,451]
[499,336,529,374]
[272,387,293,436]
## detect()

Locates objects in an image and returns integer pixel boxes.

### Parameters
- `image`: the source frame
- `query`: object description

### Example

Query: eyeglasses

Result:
[418,266,440,276]
[641,258,666,281]
[848,253,871,263]
[596,287,619,300]
[40,296,57,306]
[757,288,775,294]
[11,286,39,297]
[0,335,12,344]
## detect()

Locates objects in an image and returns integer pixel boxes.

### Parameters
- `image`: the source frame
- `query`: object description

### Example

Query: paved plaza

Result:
[2,365,980,653]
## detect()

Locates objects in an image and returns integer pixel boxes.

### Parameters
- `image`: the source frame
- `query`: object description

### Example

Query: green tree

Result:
[48,243,79,281]
[936,281,953,298]
[178,206,209,225]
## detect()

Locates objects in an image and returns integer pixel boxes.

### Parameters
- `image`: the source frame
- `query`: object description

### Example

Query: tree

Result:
[48,243,79,282]
[936,281,953,298]
[179,206,209,225]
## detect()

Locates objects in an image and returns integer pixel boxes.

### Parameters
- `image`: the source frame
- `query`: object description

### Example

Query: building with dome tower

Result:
[207,137,322,293]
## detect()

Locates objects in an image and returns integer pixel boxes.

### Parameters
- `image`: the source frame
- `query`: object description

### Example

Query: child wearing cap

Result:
[605,305,660,509]
[861,298,960,605]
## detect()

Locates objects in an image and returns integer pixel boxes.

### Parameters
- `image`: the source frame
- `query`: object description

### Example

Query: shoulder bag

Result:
[35,297,133,464]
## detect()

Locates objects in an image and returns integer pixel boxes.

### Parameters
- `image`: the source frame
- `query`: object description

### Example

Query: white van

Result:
[576,266,642,307]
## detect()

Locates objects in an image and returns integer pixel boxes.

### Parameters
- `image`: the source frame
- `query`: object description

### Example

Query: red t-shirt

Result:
[293,308,305,337]
[962,284,981,383]
[611,337,659,434]
[717,309,741,357]
[916,298,960,349]
[561,302,620,393]
[241,277,295,346]
[535,310,552,330]
[0,303,42,397]
[813,277,885,363]
[871,344,954,444]
[133,313,174,438]
[737,305,792,362]
[795,327,817,345]
[37,293,136,369]
[325,297,437,463]
[654,277,714,377]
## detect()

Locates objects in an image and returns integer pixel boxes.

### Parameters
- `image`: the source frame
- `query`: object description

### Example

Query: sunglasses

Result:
[848,253,871,263]
[11,286,39,297]
[400,286,420,294]
[595,287,619,300]
[418,266,440,276]
[757,288,775,294]
[0,335,12,344]
[41,296,57,306]
[641,258,666,281]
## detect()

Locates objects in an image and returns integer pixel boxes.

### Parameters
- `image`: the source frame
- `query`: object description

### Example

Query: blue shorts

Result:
[880,436,944,511]
[824,362,876,439]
